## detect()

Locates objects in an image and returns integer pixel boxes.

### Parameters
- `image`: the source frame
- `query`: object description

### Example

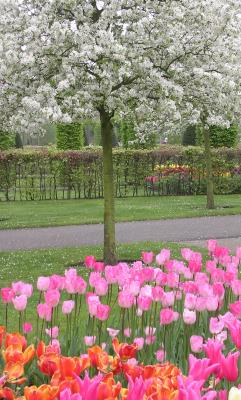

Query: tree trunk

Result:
[99,107,117,264]
[203,126,215,209]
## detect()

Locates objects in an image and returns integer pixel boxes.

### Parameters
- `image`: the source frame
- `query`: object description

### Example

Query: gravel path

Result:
[0,215,241,251]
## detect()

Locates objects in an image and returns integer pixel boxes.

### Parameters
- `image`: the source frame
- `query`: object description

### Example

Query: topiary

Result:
[0,131,15,150]
[182,125,197,146]
[196,124,239,148]
[56,123,84,150]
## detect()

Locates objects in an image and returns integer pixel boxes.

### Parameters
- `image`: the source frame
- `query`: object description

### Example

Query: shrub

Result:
[0,145,241,201]
[197,124,239,148]
[182,125,197,146]
[56,123,84,150]
[0,131,15,150]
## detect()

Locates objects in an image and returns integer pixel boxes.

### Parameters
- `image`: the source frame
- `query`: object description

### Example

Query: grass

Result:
[0,194,241,230]
[0,241,207,332]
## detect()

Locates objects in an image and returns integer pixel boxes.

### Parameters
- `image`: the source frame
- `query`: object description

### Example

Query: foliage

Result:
[182,125,197,146]
[56,123,84,150]
[0,146,241,201]
[196,124,239,148]
[0,132,15,150]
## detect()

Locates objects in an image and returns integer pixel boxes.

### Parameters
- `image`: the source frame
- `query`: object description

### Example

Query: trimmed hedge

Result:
[0,145,241,201]
[0,132,15,150]
[56,123,85,150]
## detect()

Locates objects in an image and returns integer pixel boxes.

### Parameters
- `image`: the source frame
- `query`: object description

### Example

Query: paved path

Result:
[0,215,241,251]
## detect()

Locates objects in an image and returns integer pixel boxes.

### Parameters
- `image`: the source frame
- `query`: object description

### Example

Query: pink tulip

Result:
[230,300,241,317]
[219,351,240,382]
[195,297,207,312]
[74,371,103,399]
[160,308,179,325]
[75,277,87,294]
[156,249,170,265]
[207,239,217,255]
[124,328,132,337]
[152,286,164,302]
[190,335,203,353]
[216,330,227,344]
[94,261,105,272]
[181,248,193,261]
[184,293,197,310]
[45,326,59,339]
[49,275,65,290]
[137,295,152,311]
[37,277,50,291]
[126,376,152,400]
[145,335,156,345]
[94,278,108,296]
[1,287,14,303]
[107,328,120,338]
[206,296,219,312]
[177,375,203,400]
[12,295,27,311]
[134,337,144,350]
[105,266,118,284]
[48,339,61,354]
[118,291,135,308]
[96,304,110,321]
[188,354,219,381]
[87,294,100,316]
[141,251,154,265]
[37,303,52,321]
[209,317,224,335]
[161,291,175,307]
[62,300,75,314]
[60,388,82,400]
[85,255,96,269]
[64,279,77,294]
[203,338,223,365]
[145,326,156,336]
[45,289,60,308]
[12,281,25,295]
[236,247,241,259]
[65,268,77,280]
[23,322,32,334]
[231,280,241,296]
[84,336,96,346]
[183,309,196,325]
[89,272,102,287]
[156,348,166,362]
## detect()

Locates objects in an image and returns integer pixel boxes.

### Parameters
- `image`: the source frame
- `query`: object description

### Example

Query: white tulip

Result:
[229,387,241,400]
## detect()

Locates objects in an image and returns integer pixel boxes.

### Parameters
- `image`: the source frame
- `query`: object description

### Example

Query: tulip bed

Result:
[1,241,241,399]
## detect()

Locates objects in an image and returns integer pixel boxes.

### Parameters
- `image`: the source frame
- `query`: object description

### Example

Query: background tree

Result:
[0,0,241,260]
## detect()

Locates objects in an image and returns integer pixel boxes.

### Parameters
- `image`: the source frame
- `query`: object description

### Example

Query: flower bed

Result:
[1,241,241,398]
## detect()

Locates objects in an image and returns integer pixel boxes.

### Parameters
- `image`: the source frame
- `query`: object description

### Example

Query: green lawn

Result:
[0,242,207,333]
[0,194,240,230]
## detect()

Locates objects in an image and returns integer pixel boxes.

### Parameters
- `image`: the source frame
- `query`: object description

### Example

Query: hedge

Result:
[0,145,241,201]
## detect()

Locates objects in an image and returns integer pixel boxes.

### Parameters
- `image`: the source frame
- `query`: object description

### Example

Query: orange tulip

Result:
[5,333,27,351]
[0,386,16,400]
[3,344,24,364]
[36,341,46,358]
[97,373,122,400]
[38,353,60,376]
[24,384,58,400]
[4,361,24,380]
[22,344,35,365]
[0,326,6,348]
[88,346,109,371]
[112,338,137,362]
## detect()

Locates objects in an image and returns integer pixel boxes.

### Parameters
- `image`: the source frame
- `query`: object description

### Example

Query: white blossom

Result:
[0,0,240,137]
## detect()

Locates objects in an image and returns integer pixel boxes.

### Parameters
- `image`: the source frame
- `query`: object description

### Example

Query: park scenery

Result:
[1,1,241,399]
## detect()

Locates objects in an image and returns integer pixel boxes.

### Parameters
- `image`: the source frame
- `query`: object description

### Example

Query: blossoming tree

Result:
[0,0,240,262]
